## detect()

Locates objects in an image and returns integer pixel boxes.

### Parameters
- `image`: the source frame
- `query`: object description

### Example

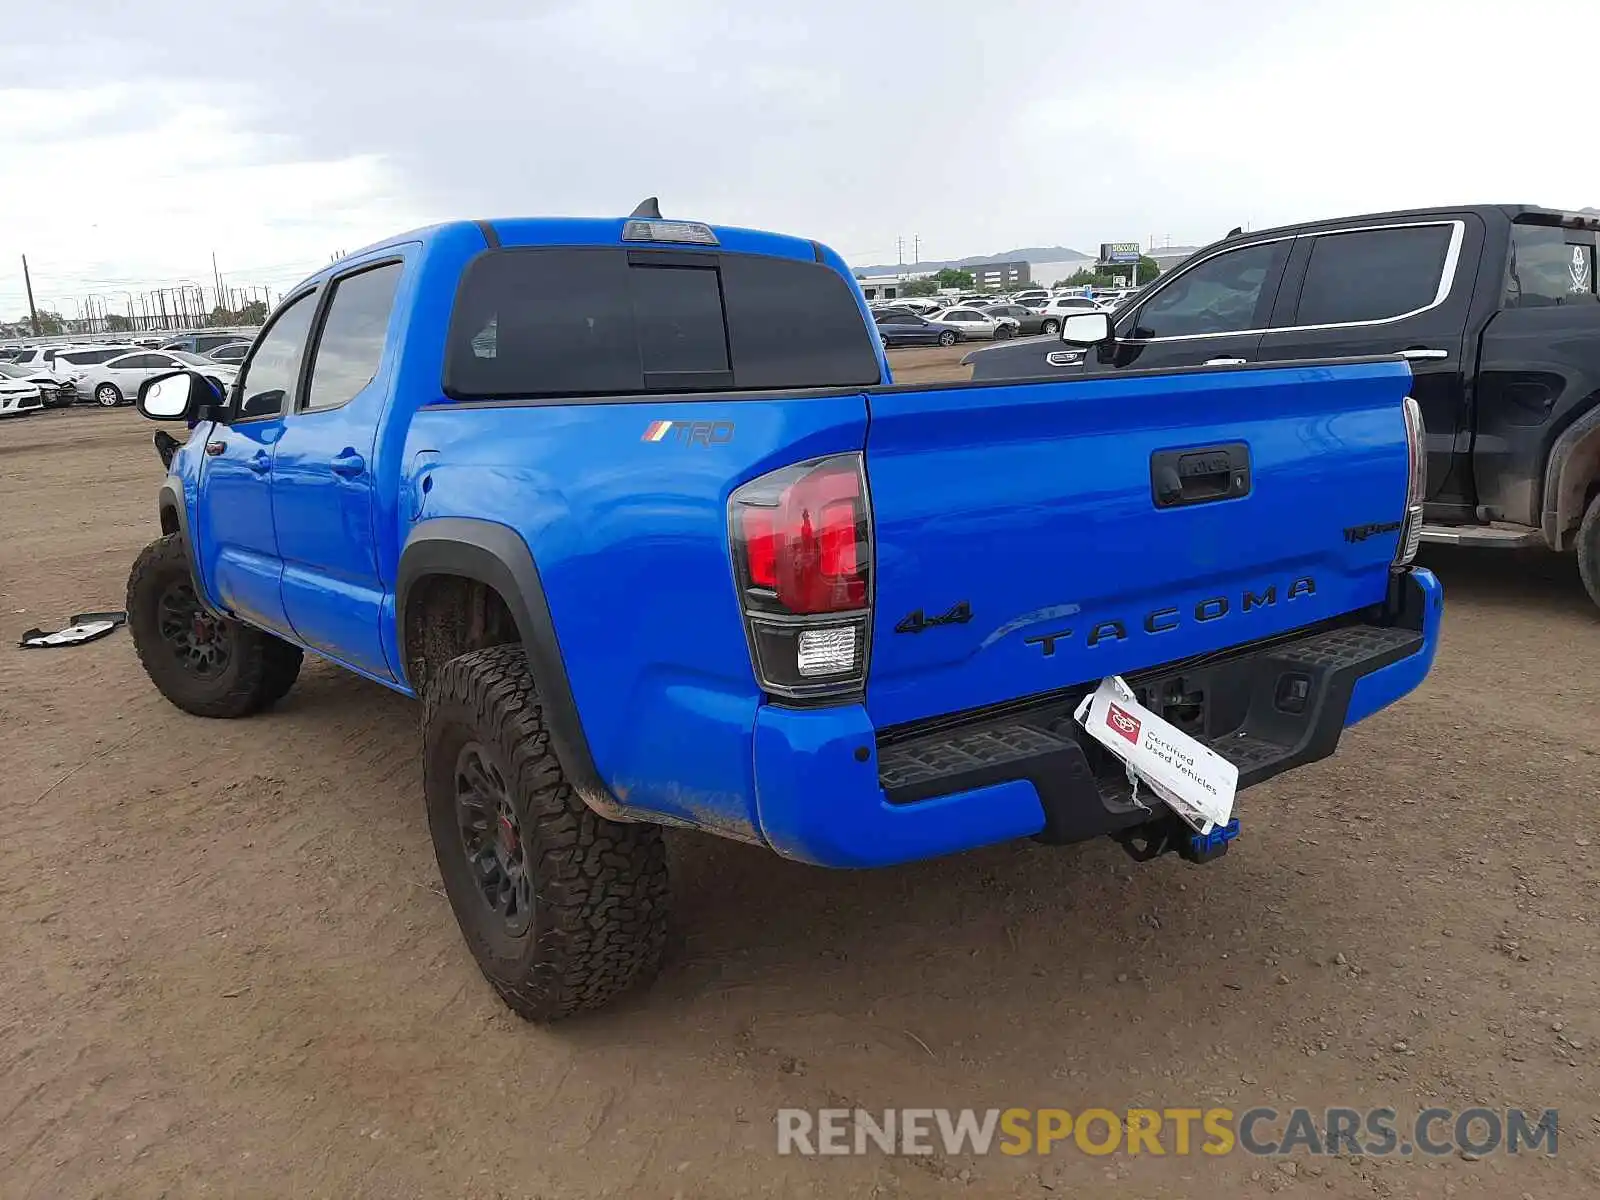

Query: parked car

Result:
[0,361,73,407]
[49,345,143,387]
[160,332,255,356]
[3,344,71,369]
[125,206,1438,1021]
[77,350,237,407]
[204,341,253,364]
[980,304,1056,336]
[927,307,1018,339]
[874,310,962,347]
[967,203,1600,608]
[0,373,44,417]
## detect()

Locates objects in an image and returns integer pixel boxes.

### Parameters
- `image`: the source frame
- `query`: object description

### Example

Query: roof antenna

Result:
[629,197,663,219]
[1225,225,1244,238]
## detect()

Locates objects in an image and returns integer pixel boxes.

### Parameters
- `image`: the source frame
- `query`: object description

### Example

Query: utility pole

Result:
[913,234,920,265]
[21,255,41,336]
[896,236,905,267]
[212,251,223,311]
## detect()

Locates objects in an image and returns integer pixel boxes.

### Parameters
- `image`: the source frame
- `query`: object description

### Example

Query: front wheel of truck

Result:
[127,533,303,718]
[422,644,669,1021]
[1577,490,1600,611]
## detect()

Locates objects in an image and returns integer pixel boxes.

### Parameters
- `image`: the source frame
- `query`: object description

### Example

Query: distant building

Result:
[969,261,1030,290]
[856,277,905,302]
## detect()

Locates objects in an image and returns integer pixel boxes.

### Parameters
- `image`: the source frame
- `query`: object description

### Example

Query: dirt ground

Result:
[2,356,1597,1199]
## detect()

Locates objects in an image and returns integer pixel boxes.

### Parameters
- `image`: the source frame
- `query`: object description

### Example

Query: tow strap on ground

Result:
[18,611,127,649]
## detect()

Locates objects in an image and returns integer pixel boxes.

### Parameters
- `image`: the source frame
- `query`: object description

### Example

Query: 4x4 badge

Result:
[895,601,972,634]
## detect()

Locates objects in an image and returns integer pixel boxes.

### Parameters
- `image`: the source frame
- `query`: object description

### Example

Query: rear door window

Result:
[444,248,881,399]
[1505,222,1598,307]
[302,261,402,411]
[1293,224,1455,325]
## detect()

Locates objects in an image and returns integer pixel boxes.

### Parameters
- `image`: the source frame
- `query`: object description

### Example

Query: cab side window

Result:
[235,290,318,420]
[1130,242,1282,339]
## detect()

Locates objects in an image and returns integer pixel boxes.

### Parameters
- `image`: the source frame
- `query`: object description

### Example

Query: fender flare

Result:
[1541,397,1600,550]
[395,518,628,822]
[157,479,221,616]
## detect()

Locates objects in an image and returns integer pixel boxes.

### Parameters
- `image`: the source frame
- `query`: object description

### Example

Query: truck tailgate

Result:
[862,359,1414,729]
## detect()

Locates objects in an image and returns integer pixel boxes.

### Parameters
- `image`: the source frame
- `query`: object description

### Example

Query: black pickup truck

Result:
[968,205,1600,608]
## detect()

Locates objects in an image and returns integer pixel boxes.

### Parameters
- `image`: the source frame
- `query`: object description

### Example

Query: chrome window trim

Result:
[1117,219,1466,344]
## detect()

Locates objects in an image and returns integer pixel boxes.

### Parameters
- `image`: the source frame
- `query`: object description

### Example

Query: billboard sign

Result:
[1099,241,1142,264]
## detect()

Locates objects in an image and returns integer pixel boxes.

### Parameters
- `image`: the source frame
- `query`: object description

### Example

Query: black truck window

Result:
[1506,223,1598,308]
[1295,225,1454,326]
[1133,241,1281,338]
[444,247,881,399]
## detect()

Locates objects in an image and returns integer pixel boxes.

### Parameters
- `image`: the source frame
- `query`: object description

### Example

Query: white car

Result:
[0,374,45,417]
[926,307,1020,340]
[75,350,237,408]
[47,345,143,386]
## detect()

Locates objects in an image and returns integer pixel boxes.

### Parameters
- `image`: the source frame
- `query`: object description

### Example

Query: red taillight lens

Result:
[729,454,872,699]
[741,509,778,589]
[775,463,866,614]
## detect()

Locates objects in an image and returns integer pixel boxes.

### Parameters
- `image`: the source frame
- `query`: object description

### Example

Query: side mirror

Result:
[1060,311,1114,347]
[137,372,194,421]
[137,370,225,422]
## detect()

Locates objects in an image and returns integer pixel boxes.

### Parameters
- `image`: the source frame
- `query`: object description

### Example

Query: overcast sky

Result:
[3,0,1596,321]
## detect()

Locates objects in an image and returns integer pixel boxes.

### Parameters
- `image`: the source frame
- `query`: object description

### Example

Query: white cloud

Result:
[0,81,431,321]
[3,0,1596,324]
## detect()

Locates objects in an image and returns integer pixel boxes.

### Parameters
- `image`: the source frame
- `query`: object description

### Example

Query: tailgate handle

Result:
[1151,442,1251,509]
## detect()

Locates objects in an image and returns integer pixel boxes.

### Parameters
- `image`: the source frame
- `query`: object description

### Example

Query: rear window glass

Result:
[444,248,881,398]
[1295,224,1454,325]
[1506,223,1598,308]
[60,349,125,365]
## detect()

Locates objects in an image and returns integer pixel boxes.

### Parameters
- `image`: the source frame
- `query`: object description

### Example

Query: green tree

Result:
[34,310,65,336]
[237,299,268,325]
[933,268,974,289]
[104,313,133,333]
[207,305,240,328]
[1053,256,1161,290]
[899,278,939,297]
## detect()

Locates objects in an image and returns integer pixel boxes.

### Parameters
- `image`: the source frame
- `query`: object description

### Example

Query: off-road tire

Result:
[126,533,303,718]
[1577,490,1600,612]
[422,645,668,1021]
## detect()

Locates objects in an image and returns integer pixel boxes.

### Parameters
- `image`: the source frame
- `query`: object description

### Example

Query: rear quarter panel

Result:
[404,396,869,839]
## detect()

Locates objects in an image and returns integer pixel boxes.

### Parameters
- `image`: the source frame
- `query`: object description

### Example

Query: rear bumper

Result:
[752,568,1443,868]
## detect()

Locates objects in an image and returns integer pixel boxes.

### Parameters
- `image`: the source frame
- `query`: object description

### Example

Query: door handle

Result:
[1151,442,1252,509]
[1400,348,1448,360]
[246,451,271,475]
[1203,357,1248,366]
[330,449,367,478]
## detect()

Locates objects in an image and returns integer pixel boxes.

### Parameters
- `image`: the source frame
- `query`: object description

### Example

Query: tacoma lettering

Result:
[1024,577,1317,657]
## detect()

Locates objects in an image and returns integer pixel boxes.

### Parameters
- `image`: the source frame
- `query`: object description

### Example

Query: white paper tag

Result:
[1074,676,1238,834]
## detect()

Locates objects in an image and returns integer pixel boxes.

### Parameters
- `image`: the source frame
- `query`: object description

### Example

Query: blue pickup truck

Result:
[127,203,1442,1020]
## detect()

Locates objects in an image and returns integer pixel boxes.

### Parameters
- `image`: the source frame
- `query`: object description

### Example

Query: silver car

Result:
[77,350,237,407]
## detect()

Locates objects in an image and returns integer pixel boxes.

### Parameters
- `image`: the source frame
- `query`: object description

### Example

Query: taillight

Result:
[1395,395,1426,568]
[729,453,872,701]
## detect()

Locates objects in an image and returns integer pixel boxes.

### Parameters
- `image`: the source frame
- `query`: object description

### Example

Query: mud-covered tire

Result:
[126,533,303,718]
[422,644,668,1021]
[1577,490,1600,612]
